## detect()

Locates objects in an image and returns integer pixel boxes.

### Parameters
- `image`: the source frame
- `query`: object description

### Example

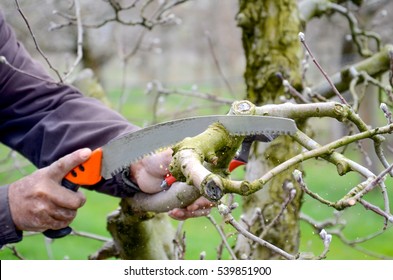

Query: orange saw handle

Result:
[64,148,103,186]
[43,148,103,239]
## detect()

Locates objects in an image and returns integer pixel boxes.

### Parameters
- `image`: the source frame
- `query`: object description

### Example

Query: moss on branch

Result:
[169,122,244,200]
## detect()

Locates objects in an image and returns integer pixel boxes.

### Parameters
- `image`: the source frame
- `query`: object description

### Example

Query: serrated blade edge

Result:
[101,115,297,178]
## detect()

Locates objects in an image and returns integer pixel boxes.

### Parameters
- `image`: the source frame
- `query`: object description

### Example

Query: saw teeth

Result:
[110,167,123,177]
[102,115,297,178]
[230,129,293,137]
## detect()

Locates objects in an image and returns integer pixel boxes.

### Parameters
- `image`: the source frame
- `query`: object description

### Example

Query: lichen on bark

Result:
[170,122,245,199]
[237,0,303,104]
[106,200,175,260]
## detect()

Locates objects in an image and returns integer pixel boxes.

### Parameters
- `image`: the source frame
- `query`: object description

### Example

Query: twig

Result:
[351,163,393,202]
[380,103,393,125]
[298,32,349,106]
[117,0,185,113]
[318,229,332,259]
[14,0,63,82]
[277,72,310,103]
[5,245,25,260]
[374,139,393,177]
[226,214,296,259]
[206,214,237,260]
[349,67,393,108]
[218,204,296,260]
[294,168,393,224]
[309,45,393,100]
[172,222,186,260]
[261,187,297,238]
[300,213,393,259]
[53,0,185,30]
[328,2,381,57]
[71,230,112,242]
[89,240,119,260]
[358,199,393,227]
[44,237,54,260]
[293,169,336,208]
[148,80,234,105]
[205,31,236,98]
[62,0,84,82]
[246,124,393,194]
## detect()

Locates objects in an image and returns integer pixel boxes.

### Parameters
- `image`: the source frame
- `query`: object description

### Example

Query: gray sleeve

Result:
[0,185,23,246]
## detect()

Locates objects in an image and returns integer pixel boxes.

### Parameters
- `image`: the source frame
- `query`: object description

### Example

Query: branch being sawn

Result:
[123,99,393,224]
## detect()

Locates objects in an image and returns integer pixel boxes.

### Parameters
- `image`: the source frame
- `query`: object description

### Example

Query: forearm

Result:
[0,11,138,167]
[0,11,139,200]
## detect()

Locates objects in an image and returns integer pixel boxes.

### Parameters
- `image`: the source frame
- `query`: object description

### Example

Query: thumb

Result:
[46,148,92,182]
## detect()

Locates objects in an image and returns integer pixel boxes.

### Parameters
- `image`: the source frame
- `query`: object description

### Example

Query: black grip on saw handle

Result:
[43,178,79,239]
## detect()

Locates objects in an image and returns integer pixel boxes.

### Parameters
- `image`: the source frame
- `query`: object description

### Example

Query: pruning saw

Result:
[44,115,297,239]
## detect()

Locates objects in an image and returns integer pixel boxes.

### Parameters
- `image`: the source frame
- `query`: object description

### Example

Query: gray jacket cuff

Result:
[0,185,23,246]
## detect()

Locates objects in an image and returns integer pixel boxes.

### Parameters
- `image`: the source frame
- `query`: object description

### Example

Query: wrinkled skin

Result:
[9,148,90,232]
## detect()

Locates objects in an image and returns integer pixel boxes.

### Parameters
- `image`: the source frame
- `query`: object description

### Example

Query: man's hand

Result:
[8,148,89,232]
[168,197,214,220]
[130,148,173,194]
[130,148,214,219]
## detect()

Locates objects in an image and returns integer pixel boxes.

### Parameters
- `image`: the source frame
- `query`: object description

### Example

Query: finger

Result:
[186,197,215,212]
[41,205,78,230]
[168,208,211,221]
[141,148,173,177]
[133,168,164,194]
[49,188,86,210]
[17,206,72,232]
[48,206,77,222]
[43,218,72,231]
[46,148,92,182]
[168,208,186,220]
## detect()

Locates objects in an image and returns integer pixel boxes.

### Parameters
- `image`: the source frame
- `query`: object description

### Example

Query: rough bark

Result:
[105,201,176,260]
[235,0,304,259]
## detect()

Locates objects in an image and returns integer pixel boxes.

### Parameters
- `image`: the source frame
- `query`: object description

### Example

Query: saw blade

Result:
[101,115,297,178]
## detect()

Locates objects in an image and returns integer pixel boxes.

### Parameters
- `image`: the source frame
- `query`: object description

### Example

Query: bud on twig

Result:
[319,229,332,248]
[380,103,393,125]
[298,32,305,42]
[218,204,230,216]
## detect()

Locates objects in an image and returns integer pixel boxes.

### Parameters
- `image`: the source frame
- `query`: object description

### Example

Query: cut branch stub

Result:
[230,100,256,115]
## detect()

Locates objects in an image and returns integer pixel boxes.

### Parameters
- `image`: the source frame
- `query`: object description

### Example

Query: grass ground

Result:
[1,86,392,260]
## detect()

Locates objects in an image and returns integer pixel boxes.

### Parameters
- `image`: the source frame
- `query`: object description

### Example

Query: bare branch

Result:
[62,0,84,82]
[310,45,393,100]
[4,245,25,260]
[299,32,349,106]
[260,185,297,238]
[14,0,63,82]
[218,204,296,260]
[300,213,393,259]
[328,2,381,57]
[206,214,237,260]
[205,31,236,98]
[318,229,332,259]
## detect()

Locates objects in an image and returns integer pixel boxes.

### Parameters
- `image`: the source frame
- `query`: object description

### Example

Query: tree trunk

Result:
[106,200,176,260]
[235,0,304,259]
